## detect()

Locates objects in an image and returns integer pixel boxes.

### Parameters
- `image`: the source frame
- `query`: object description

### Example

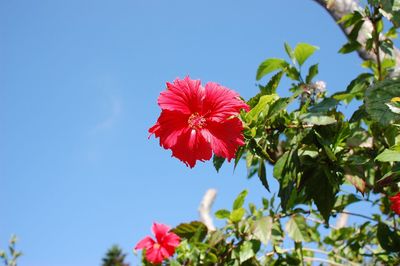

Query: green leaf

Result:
[273,151,291,186]
[338,11,363,27]
[377,223,400,252]
[304,167,336,223]
[293,43,318,66]
[260,71,284,95]
[246,94,278,121]
[348,19,365,40]
[284,42,295,62]
[273,150,300,210]
[285,66,301,80]
[376,19,384,33]
[204,252,218,263]
[267,97,290,118]
[215,209,231,219]
[248,138,274,162]
[333,73,373,104]
[171,221,208,242]
[386,26,398,38]
[169,260,182,266]
[382,58,396,70]
[230,208,246,223]
[305,64,319,83]
[239,240,260,263]
[365,79,400,126]
[213,155,225,172]
[393,11,400,28]
[271,220,284,246]
[376,148,400,162]
[334,194,360,211]
[300,113,336,125]
[233,190,248,210]
[285,215,311,242]
[208,230,225,247]
[256,58,288,80]
[247,72,283,108]
[252,216,273,245]
[314,130,337,162]
[309,98,338,113]
[257,159,269,192]
[338,41,362,54]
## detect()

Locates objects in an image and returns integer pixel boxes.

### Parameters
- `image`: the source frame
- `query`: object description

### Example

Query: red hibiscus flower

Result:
[390,192,400,215]
[149,77,249,168]
[135,222,181,264]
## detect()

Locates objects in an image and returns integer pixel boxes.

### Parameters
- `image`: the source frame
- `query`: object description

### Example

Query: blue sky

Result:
[1,1,366,265]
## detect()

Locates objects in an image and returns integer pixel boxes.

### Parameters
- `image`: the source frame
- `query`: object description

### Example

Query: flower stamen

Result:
[188,113,206,129]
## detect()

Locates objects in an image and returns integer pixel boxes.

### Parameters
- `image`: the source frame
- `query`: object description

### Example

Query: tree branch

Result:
[311,0,400,70]
[198,188,217,231]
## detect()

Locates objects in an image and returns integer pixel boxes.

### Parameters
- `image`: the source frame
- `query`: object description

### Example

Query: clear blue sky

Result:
[1,1,365,265]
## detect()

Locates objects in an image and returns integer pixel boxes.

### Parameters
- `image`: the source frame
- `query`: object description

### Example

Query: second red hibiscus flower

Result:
[149,77,249,168]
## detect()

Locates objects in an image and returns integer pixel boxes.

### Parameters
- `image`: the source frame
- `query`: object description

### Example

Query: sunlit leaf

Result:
[376,148,400,162]
[252,216,273,245]
[215,209,231,219]
[300,113,336,125]
[230,208,246,223]
[239,240,260,263]
[256,58,288,80]
[285,215,311,242]
[233,190,248,210]
[293,43,318,66]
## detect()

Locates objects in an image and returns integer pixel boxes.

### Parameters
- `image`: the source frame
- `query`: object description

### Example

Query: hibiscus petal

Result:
[202,118,245,161]
[152,222,170,243]
[135,236,155,250]
[203,82,249,122]
[390,193,400,215]
[163,232,181,248]
[171,128,212,168]
[145,246,164,264]
[158,77,205,114]
[160,246,172,259]
[149,110,189,149]
[161,232,180,256]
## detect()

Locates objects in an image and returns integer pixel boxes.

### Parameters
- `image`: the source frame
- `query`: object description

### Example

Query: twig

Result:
[303,256,348,266]
[265,247,361,266]
[304,216,339,230]
[335,210,375,222]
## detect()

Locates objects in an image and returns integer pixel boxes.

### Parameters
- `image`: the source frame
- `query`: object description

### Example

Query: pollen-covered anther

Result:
[188,112,206,129]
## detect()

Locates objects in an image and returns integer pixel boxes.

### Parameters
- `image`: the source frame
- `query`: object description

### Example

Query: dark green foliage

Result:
[102,245,129,266]
[172,221,208,243]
